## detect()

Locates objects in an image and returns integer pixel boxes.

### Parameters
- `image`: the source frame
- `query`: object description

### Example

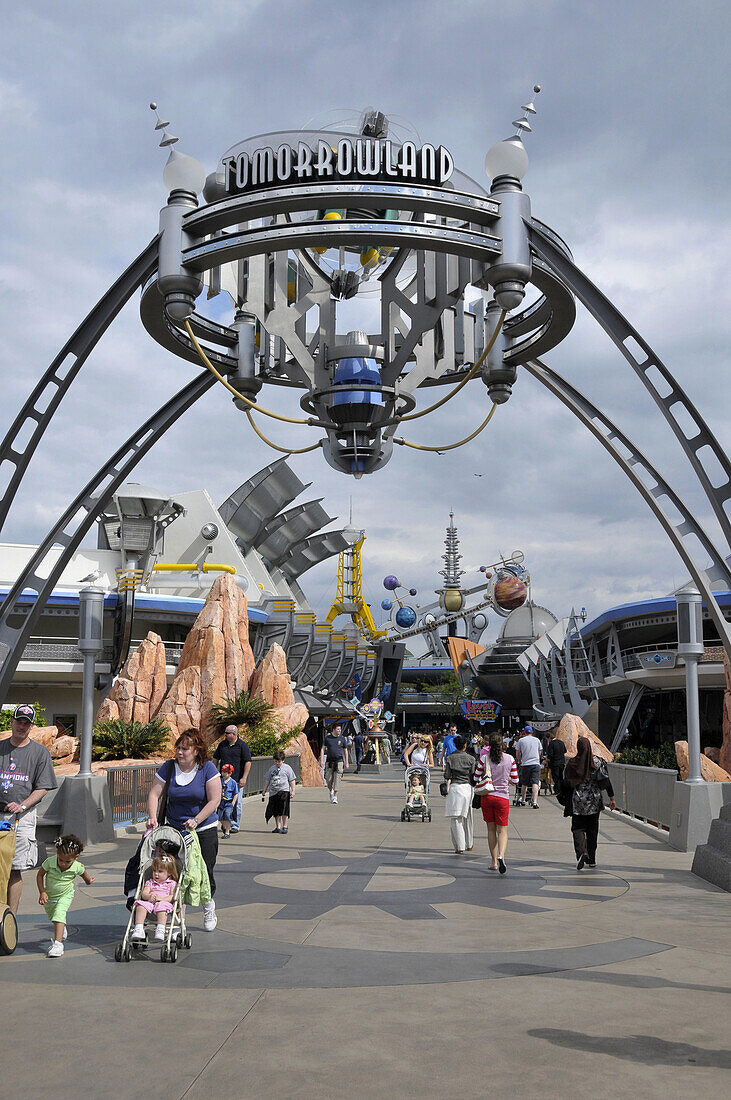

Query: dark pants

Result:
[571,812,600,862]
[550,763,565,791]
[355,744,364,771]
[196,827,219,897]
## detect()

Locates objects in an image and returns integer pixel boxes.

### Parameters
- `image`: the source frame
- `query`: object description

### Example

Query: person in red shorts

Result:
[474,733,519,874]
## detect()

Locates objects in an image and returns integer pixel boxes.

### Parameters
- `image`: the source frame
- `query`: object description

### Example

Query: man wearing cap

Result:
[515,725,542,809]
[0,704,57,915]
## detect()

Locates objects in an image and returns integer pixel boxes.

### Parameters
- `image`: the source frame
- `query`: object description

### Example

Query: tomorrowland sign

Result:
[221,137,455,195]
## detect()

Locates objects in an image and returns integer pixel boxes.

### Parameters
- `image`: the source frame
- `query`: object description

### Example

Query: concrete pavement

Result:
[3,764,730,1098]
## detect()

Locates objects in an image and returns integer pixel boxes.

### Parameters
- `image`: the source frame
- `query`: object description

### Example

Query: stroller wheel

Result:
[170,943,178,963]
[427,810,432,821]
[400,810,405,822]
[176,932,183,948]
[160,945,169,963]
[114,943,123,962]
[0,908,18,955]
[123,943,132,962]
[184,932,192,950]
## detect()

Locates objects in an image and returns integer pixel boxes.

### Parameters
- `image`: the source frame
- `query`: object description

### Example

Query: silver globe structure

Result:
[0,95,729,703]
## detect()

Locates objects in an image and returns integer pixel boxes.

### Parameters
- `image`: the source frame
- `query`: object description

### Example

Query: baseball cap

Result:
[522,724,534,733]
[13,704,35,723]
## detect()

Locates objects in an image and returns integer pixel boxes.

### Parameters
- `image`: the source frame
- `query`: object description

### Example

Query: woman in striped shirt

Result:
[474,734,519,874]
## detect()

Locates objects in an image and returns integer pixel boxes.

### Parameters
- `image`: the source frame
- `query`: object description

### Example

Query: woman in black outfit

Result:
[561,736,616,870]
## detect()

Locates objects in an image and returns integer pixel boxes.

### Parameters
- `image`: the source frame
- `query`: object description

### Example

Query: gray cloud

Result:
[0,0,728,635]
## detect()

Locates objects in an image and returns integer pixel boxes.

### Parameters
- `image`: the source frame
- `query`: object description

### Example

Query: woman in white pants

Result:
[443,736,476,854]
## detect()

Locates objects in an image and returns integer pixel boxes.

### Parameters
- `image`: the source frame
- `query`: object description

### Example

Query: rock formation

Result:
[156,574,255,743]
[721,652,731,775]
[96,631,168,726]
[248,643,322,786]
[557,713,613,762]
[674,740,731,782]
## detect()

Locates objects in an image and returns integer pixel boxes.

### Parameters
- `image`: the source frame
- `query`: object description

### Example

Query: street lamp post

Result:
[77,586,105,777]
[676,583,704,784]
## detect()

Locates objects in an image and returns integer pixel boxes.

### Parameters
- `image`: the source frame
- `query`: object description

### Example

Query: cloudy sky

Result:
[1,0,728,639]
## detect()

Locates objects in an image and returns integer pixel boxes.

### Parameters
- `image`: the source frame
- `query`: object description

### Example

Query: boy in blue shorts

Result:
[218,764,239,838]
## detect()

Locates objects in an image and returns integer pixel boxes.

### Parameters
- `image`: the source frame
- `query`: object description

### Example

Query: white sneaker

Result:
[332,795,338,805]
[154,925,166,942]
[47,941,64,958]
[203,903,217,931]
[131,926,146,941]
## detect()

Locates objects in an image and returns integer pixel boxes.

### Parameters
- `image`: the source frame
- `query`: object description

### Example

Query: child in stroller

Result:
[116,826,193,964]
[401,765,432,822]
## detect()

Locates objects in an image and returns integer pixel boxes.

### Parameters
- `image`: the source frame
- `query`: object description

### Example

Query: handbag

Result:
[474,758,494,795]
[471,792,482,809]
[595,759,611,791]
[439,780,448,797]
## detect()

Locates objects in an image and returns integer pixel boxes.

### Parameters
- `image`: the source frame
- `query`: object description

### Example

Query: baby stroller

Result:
[115,826,193,964]
[400,765,431,822]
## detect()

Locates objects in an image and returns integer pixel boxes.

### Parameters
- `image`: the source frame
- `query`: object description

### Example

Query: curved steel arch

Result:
[524,357,731,657]
[528,222,731,546]
[0,370,215,701]
[0,238,159,534]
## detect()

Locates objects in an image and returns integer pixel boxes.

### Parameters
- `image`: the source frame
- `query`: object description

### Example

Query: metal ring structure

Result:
[140,180,577,387]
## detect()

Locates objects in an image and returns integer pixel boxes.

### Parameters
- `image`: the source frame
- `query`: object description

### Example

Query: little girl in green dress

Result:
[36,833,95,958]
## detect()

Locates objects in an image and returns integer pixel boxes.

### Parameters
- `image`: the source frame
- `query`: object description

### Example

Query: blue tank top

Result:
[156,761,220,830]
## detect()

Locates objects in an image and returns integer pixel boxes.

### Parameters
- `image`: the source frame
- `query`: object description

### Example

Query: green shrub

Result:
[247,724,302,758]
[92,717,170,761]
[615,742,680,774]
[0,701,47,731]
[209,690,275,736]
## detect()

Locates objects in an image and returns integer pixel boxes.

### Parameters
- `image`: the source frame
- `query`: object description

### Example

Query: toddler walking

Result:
[218,763,239,838]
[131,853,179,942]
[37,834,95,958]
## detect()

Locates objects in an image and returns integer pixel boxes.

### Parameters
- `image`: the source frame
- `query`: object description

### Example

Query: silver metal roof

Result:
[256,499,333,565]
[278,530,350,579]
[219,458,310,548]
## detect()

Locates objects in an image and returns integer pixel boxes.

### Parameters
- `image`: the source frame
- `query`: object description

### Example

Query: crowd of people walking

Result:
[2,700,617,960]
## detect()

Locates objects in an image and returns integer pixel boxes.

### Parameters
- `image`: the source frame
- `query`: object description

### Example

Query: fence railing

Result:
[607,762,678,833]
[106,754,302,826]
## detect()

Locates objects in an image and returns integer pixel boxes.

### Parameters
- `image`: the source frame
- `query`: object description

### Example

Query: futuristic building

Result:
[0,460,390,733]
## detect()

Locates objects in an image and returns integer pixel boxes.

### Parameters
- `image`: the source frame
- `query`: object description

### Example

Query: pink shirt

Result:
[475,750,519,800]
[148,877,176,901]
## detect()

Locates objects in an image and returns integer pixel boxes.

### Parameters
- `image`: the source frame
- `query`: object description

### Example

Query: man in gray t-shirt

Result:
[515,726,543,808]
[0,704,57,914]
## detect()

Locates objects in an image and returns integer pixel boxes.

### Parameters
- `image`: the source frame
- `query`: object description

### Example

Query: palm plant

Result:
[92,717,170,760]
[209,690,274,735]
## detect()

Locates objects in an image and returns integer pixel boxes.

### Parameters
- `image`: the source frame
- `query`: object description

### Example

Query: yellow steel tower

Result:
[326,525,386,639]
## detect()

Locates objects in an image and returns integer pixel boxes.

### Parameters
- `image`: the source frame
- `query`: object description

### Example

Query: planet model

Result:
[493,573,528,611]
[383,575,400,590]
[395,606,417,628]
[381,598,393,611]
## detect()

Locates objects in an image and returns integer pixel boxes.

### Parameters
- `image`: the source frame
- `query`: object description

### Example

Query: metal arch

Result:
[0,237,160,534]
[529,222,731,545]
[0,370,215,702]
[525,357,731,656]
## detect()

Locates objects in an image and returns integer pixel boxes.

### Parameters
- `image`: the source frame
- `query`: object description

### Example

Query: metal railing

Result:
[607,762,678,832]
[105,754,302,826]
[20,636,185,666]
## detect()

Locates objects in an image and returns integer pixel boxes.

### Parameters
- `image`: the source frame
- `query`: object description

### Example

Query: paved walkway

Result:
[4,765,730,1097]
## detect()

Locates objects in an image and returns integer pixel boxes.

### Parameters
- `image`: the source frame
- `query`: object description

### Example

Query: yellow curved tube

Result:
[184,321,312,425]
[245,409,321,455]
[153,563,236,575]
[397,309,506,423]
[394,402,497,452]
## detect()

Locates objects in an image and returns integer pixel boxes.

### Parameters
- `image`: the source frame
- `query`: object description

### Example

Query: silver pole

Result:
[78,652,96,777]
[684,654,703,784]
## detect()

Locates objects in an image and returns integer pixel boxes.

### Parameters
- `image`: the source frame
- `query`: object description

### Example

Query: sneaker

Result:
[231,827,239,833]
[47,941,64,958]
[154,926,166,942]
[577,853,587,871]
[586,859,597,867]
[332,795,338,804]
[282,826,288,834]
[497,857,507,875]
[203,903,217,932]
[531,802,539,809]
[272,827,281,833]
[130,926,146,942]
